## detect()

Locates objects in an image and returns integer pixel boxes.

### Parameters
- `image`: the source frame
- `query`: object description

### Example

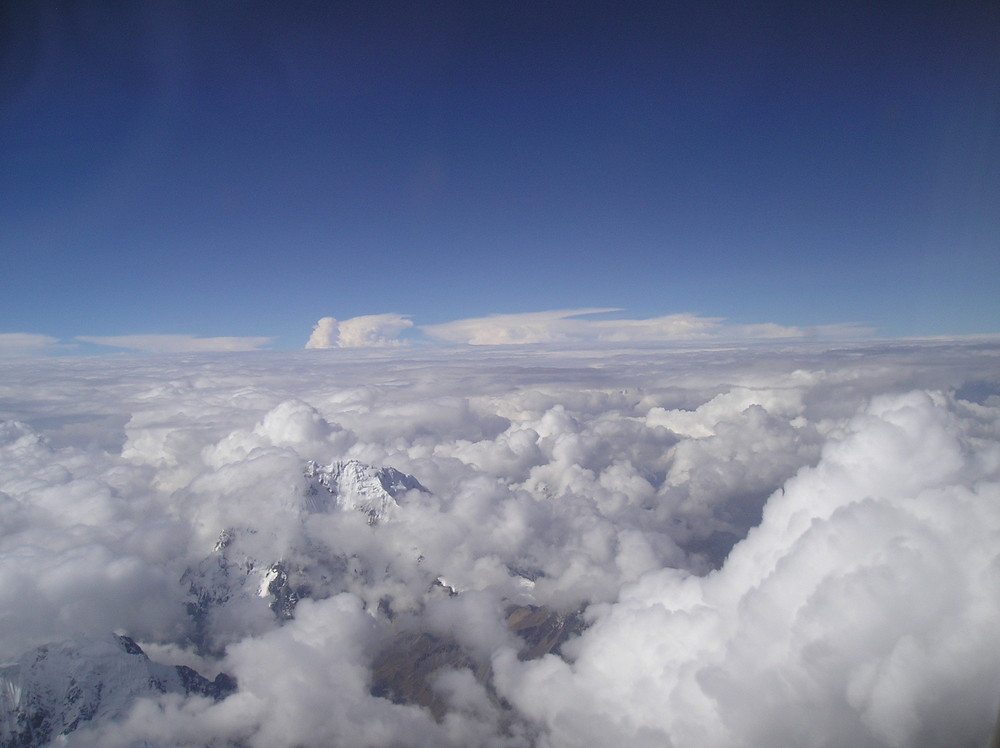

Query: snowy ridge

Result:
[0,634,233,747]
[305,459,428,524]
[182,524,333,654]
[183,460,428,653]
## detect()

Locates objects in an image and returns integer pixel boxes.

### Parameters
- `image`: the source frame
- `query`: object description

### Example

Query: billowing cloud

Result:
[306,314,413,349]
[1,340,998,746]
[419,309,870,345]
[493,389,1000,747]
[338,314,413,347]
[77,334,273,353]
[305,316,339,349]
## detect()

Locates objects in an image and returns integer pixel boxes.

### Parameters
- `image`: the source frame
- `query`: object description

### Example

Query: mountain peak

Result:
[305,459,428,524]
[183,460,429,653]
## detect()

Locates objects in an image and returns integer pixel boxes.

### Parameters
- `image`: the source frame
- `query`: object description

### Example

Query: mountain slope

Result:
[183,459,428,653]
[305,459,429,524]
[0,634,234,747]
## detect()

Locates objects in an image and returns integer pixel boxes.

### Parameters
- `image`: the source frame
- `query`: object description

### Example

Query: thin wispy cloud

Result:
[76,335,274,354]
[0,333,64,356]
[420,308,624,345]
[418,309,873,346]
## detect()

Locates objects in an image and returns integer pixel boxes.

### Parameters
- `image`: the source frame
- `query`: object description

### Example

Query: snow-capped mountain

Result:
[0,456,576,744]
[0,634,234,747]
[304,459,428,524]
[183,459,428,653]
[181,524,347,653]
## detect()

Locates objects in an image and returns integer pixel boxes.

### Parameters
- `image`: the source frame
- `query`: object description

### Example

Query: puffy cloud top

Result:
[306,314,413,349]
[0,341,998,746]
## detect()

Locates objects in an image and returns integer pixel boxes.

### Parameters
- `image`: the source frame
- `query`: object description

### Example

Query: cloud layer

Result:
[0,341,998,746]
[0,309,870,359]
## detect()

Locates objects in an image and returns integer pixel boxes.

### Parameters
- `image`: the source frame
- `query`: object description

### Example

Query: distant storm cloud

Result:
[419,309,870,345]
[305,317,339,349]
[76,334,273,353]
[305,314,413,349]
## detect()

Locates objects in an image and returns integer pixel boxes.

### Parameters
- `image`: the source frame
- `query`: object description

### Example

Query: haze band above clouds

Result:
[0,333,277,356]
[0,309,873,357]
[305,308,873,349]
[76,335,276,354]
[0,333,64,355]
[417,309,870,345]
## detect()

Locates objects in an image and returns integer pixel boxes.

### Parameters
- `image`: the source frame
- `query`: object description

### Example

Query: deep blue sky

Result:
[2,0,998,350]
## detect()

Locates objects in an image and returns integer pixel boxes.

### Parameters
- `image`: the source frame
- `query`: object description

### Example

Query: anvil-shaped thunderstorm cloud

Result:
[0,342,998,747]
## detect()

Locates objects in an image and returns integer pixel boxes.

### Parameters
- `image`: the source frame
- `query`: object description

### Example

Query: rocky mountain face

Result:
[370,605,582,721]
[182,459,428,654]
[505,605,584,661]
[0,634,233,747]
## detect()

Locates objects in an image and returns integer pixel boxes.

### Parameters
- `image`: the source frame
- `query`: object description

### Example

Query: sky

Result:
[1,340,999,745]
[1,1,999,354]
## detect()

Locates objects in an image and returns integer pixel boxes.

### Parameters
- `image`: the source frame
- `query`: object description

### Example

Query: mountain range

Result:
[0,459,566,746]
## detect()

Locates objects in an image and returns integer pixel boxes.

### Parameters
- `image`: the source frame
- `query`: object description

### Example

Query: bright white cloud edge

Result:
[305,314,414,349]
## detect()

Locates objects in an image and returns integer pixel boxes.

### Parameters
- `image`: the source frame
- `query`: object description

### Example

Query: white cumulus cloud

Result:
[0,340,997,746]
[306,314,413,349]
